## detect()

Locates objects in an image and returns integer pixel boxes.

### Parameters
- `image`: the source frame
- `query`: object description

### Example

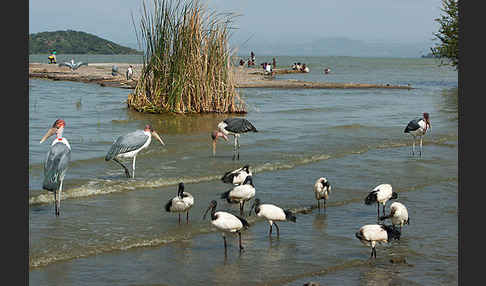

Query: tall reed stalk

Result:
[127,0,246,114]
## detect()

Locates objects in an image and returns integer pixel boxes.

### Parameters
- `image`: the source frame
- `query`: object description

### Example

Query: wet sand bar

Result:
[29,63,412,90]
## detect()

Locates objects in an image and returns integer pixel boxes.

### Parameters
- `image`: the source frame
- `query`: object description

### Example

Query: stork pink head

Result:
[423,112,431,130]
[144,124,165,145]
[40,119,65,143]
[52,119,66,129]
[144,124,153,132]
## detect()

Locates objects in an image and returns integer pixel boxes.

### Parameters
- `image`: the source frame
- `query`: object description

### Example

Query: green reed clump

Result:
[127,0,246,114]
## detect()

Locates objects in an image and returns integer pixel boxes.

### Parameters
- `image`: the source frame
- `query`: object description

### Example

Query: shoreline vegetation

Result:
[128,0,244,114]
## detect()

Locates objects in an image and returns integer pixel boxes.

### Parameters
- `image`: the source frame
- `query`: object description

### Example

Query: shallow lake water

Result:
[29,55,458,285]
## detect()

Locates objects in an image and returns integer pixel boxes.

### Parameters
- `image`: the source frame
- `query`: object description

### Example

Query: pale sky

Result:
[29,0,444,56]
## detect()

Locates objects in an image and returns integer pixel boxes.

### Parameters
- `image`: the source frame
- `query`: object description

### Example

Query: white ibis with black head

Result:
[40,119,71,216]
[249,198,296,237]
[314,177,331,210]
[105,124,165,178]
[221,165,252,185]
[165,182,194,224]
[355,224,401,259]
[364,184,398,218]
[211,118,258,160]
[379,202,410,232]
[203,200,250,255]
[404,112,431,157]
[58,59,88,71]
[220,176,256,216]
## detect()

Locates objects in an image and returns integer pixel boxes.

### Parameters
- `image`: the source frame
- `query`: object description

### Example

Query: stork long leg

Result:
[113,158,131,178]
[237,135,240,160]
[232,136,237,160]
[186,211,190,224]
[370,247,374,258]
[178,213,181,224]
[382,204,386,217]
[269,223,273,237]
[132,156,136,178]
[54,190,58,216]
[377,203,380,218]
[412,137,416,156]
[419,136,423,157]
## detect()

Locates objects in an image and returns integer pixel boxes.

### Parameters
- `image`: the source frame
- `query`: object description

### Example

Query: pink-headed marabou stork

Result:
[211,118,258,160]
[40,119,71,216]
[404,112,431,157]
[105,124,165,178]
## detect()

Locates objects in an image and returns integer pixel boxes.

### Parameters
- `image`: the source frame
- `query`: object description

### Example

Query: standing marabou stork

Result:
[165,182,194,224]
[58,59,88,71]
[364,184,398,218]
[40,119,71,216]
[105,124,165,178]
[220,176,256,216]
[249,198,296,237]
[221,165,252,185]
[355,224,401,259]
[379,202,410,232]
[211,118,258,160]
[314,177,331,210]
[404,112,431,157]
[203,200,250,255]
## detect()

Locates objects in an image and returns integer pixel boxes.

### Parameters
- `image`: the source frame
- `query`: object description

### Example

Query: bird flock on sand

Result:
[39,113,430,260]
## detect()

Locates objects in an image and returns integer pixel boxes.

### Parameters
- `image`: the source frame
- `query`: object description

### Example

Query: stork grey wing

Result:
[105,130,149,160]
[223,118,258,133]
[74,62,88,70]
[404,118,421,133]
[58,62,73,68]
[43,143,71,191]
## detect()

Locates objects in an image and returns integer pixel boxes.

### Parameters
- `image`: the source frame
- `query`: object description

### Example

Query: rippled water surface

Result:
[29,55,458,285]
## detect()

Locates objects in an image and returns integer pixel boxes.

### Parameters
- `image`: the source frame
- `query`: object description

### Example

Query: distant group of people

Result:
[291,62,310,73]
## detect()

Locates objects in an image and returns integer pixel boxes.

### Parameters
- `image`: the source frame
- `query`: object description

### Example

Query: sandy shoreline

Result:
[29,62,412,90]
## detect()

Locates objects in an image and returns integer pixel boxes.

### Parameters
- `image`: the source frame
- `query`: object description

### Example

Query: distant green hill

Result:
[29,30,141,55]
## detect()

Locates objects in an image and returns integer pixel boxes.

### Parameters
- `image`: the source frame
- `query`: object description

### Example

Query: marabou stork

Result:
[40,119,71,216]
[404,112,431,156]
[211,118,258,160]
[58,59,88,71]
[105,124,165,178]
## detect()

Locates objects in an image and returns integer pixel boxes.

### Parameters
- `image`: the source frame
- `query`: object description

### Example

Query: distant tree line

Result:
[29,30,142,55]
